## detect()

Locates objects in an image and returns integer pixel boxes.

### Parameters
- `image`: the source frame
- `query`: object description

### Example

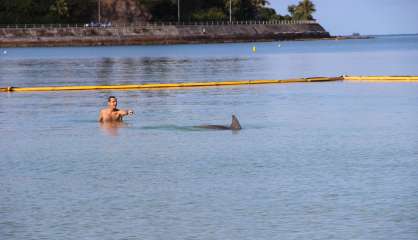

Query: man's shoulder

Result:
[100,108,121,114]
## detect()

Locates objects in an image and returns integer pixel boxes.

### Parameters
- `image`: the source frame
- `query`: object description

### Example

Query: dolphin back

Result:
[195,115,242,130]
[197,125,231,130]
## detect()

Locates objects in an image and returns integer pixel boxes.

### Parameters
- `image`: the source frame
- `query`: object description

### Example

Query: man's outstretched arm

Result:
[118,109,134,116]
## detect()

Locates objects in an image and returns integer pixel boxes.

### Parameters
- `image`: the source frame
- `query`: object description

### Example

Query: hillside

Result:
[100,0,151,24]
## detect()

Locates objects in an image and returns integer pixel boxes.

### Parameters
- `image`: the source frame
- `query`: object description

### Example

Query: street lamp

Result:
[177,0,180,23]
[229,0,232,23]
[98,0,101,23]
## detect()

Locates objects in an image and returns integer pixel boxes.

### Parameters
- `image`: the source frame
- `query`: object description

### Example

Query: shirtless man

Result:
[98,96,134,122]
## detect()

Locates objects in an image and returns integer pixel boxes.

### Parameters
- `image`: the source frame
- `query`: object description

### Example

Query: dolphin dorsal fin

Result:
[230,115,242,130]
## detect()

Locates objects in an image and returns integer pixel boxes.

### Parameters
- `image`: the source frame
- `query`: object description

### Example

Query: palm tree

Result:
[49,0,69,18]
[291,0,316,20]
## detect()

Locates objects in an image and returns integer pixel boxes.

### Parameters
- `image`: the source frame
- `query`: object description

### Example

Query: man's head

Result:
[107,96,117,109]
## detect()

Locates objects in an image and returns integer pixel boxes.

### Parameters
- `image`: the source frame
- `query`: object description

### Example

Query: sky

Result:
[268,0,418,35]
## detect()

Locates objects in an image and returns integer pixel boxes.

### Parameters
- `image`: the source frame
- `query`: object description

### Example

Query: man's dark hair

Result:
[108,96,117,102]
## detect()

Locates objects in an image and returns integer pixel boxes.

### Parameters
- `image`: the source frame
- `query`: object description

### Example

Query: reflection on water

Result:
[0,56,251,87]
[97,57,115,84]
[1,35,418,88]
[140,124,197,131]
[99,121,128,136]
[0,36,418,87]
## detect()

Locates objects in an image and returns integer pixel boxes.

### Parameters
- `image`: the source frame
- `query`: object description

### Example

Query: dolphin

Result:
[196,115,242,130]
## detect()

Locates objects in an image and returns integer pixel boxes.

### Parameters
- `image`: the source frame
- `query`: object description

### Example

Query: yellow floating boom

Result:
[343,75,418,82]
[0,77,342,93]
[1,76,417,93]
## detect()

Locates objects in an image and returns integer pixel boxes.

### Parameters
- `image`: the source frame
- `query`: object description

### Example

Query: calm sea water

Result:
[1,35,418,240]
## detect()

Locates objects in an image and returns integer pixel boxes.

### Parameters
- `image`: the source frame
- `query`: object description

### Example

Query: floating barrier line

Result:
[1,76,417,93]
[0,77,342,92]
[343,76,418,82]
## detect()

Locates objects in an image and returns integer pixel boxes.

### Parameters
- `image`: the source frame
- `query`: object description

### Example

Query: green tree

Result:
[192,8,226,21]
[252,0,269,9]
[0,0,33,23]
[141,0,177,21]
[0,0,316,24]
[225,0,281,21]
[289,0,316,20]
[256,7,277,20]
[288,5,296,16]
[49,0,69,19]
[66,0,96,23]
[31,0,56,22]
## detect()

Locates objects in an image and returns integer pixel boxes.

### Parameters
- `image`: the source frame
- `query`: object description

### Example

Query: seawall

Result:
[0,22,330,47]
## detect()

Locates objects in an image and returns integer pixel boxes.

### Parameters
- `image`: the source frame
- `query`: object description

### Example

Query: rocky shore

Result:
[0,22,331,47]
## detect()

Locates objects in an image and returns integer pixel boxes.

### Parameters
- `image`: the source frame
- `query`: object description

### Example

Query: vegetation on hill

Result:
[0,0,96,24]
[0,0,316,24]
[288,0,316,20]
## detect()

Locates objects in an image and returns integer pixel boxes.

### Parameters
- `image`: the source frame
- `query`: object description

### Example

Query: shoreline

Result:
[0,36,334,48]
[0,36,368,48]
[0,23,331,48]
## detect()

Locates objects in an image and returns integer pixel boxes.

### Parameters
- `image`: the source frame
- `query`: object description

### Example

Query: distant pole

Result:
[229,0,232,23]
[98,0,101,23]
[177,0,180,23]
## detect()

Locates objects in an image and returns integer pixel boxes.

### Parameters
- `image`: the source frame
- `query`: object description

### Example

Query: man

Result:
[98,96,134,122]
